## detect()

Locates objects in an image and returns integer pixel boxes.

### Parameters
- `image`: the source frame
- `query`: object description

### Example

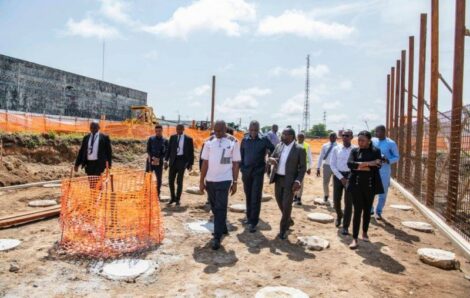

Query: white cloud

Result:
[257,10,354,40]
[217,86,271,117]
[142,0,256,39]
[65,18,121,39]
[339,80,352,90]
[269,64,330,78]
[192,84,211,96]
[99,0,133,25]
[328,113,348,124]
[143,50,159,60]
[273,93,304,118]
[322,100,340,110]
[360,111,380,122]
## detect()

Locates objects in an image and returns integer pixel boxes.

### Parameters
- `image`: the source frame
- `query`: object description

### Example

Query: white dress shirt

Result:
[276,141,294,175]
[177,134,185,156]
[87,132,100,161]
[201,136,241,182]
[317,142,337,168]
[330,144,356,179]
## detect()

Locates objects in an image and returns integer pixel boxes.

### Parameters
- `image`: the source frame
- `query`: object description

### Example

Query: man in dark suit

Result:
[164,124,194,205]
[147,124,168,198]
[74,122,112,176]
[268,128,306,240]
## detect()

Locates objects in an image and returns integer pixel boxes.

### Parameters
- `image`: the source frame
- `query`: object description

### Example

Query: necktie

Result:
[89,133,96,155]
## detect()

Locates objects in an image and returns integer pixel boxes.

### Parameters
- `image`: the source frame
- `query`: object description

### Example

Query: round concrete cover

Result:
[186,220,214,233]
[402,221,434,232]
[0,239,21,251]
[102,259,153,281]
[262,194,273,202]
[390,204,413,211]
[255,286,309,298]
[43,183,61,188]
[28,200,57,207]
[186,186,203,195]
[418,248,459,270]
[229,204,246,213]
[307,213,334,223]
[159,195,171,202]
[297,236,330,251]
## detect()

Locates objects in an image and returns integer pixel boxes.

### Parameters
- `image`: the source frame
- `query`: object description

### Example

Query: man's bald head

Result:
[249,120,260,138]
[214,120,227,138]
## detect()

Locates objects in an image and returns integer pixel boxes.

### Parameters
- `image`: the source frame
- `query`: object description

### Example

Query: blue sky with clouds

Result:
[0,0,468,132]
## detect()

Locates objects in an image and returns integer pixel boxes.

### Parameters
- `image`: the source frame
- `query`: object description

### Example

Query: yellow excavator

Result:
[127,106,159,126]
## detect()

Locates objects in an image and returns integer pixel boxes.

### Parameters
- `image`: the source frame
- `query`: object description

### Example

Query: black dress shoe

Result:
[323,196,329,203]
[167,200,175,205]
[335,218,342,228]
[277,232,288,240]
[211,238,221,250]
[289,219,295,227]
[341,228,349,235]
[248,224,256,233]
[176,201,181,206]
[242,219,249,225]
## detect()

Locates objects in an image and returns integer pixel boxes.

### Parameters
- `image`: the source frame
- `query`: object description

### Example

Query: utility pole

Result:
[210,75,216,129]
[323,111,327,126]
[102,39,105,81]
[302,55,310,132]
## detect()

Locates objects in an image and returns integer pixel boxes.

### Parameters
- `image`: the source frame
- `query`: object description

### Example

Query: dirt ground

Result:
[1,153,470,297]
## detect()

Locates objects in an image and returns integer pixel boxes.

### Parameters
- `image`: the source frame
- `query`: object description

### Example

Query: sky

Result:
[0,0,469,132]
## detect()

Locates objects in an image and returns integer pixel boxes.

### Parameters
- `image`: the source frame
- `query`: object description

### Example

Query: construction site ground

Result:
[1,147,470,297]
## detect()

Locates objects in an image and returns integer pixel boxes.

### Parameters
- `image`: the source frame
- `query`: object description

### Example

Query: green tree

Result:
[261,125,271,133]
[308,123,329,137]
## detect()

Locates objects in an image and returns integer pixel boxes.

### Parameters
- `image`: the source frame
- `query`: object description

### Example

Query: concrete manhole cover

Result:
[262,194,273,202]
[186,220,214,233]
[101,259,155,281]
[402,221,434,232]
[313,197,328,205]
[28,200,57,207]
[418,248,459,270]
[390,204,413,211]
[159,195,171,202]
[255,286,309,298]
[43,183,61,188]
[297,236,330,251]
[0,239,21,251]
[307,213,334,223]
[229,204,246,213]
[186,187,203,195]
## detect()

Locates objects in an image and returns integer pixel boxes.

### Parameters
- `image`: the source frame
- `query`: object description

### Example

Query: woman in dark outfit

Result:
[347,131,384,249]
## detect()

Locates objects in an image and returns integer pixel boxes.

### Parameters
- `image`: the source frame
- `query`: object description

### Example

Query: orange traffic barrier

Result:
[59,168,164,258]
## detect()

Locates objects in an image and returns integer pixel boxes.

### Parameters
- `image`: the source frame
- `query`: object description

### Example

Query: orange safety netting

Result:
[59,169,164,258]
[0,111,243,148]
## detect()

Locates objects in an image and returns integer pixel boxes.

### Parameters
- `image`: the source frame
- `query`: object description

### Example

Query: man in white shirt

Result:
[316,132,337,204]
[200,120,241,250]
[329,129,354,235]
[268,128,306,240]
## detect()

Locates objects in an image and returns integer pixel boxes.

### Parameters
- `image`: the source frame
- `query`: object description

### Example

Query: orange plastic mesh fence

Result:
[59,169,164,258]
[0,111,244,148]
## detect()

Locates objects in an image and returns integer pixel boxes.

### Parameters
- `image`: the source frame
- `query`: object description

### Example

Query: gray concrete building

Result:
[0,54,147,121]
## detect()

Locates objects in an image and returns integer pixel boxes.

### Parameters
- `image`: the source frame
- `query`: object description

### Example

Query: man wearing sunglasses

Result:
[329,130,355,235]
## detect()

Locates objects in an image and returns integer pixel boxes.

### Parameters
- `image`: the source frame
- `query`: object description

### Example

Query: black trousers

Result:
[85,160,104,176]
[169,156,187,202]
[274,175,294,234]
[333,172,352,229]
[242,172,264,226]
[351,182,375,239]
[206,181,231,240]
[153,165,163,196]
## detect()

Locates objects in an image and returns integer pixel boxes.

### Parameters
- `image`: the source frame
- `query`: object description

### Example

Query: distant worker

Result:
[329,129,355,235]
[200,120,241,250]
[74,122,112,176]
[371,125,399,220]
[164,124,194,206]
[268,128,306,240]
[266,124,280,147]
[347,131,384,249]
[147,125,168,198]
[240,120,274,233]
[316,132,337,204]
[293,132,312,206]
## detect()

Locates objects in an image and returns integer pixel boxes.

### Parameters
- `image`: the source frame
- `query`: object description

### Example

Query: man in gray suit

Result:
[268,128,307,240]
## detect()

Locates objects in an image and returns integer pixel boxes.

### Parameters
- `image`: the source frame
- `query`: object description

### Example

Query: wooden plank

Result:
[0,206,60,229]
[0,180,61,191]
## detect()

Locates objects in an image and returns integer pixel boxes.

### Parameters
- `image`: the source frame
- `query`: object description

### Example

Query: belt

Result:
[275,174,285,177]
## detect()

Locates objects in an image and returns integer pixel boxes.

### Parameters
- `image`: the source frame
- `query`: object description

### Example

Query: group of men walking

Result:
[74,120,399,251]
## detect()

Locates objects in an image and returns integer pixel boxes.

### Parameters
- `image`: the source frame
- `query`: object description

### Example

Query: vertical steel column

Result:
[398,50,406,182]
[446,0,466,222]
[426,1,439,207]
[386,74,390,137]
[392,60,401,178]
[390,67,395,137]
[405,36,415,187]
[210,75,216,129]
[414,14,427,197]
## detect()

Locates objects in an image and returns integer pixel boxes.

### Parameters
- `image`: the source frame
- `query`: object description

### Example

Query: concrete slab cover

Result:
[297,236,330,251]
[186,220,214,233]
[255,286,309,298]
[43,183,62,188]
[101,259,154,281]
[418,248,459,270]
[229,204,246,213]
[402,221,434,232]
[28,200,57,207]
[0,239,21,251]
[262,194,273,202]
[307,213,334,223]
[186,187,203,195]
